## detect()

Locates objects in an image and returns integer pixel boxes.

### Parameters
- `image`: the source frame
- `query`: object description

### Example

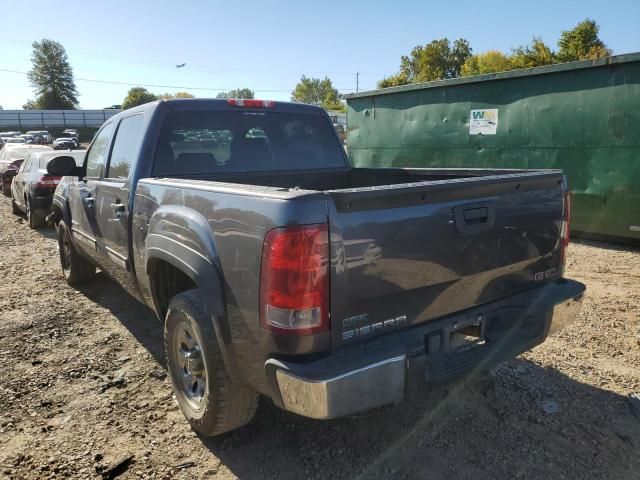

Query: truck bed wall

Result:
[170,168,480,192]
[345,53,640,241]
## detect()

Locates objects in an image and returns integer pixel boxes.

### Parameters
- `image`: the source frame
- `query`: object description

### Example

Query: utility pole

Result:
[356,72,360,93]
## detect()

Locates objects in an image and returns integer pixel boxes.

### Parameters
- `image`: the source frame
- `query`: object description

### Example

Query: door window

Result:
[107,114,144,180]
[86,123,115,178]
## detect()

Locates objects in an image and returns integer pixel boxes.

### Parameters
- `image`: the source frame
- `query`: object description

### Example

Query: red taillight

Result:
[227,98,275,108]
[35,175,61,189]
[260,224,329,335]
[560,191,571,268]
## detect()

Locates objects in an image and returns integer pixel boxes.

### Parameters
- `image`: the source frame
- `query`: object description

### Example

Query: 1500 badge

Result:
[341,314,407,341]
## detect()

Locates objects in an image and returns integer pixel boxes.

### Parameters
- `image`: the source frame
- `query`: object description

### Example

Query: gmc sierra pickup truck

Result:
[48,98,585,436]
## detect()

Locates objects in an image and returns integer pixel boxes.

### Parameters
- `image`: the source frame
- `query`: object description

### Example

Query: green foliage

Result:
[291,76,344,111]
[511,38,555,69]
[27,39,78,109]
[122,87,158,109]
[557,19,611,62]
[22,99,37,110]
[157,91,195,99]
[378,73,410,88]
[461,38,556,76]
[378,38,472,88]
[381,19,612,85]
[216,88,255,99]
[461,50,516,76]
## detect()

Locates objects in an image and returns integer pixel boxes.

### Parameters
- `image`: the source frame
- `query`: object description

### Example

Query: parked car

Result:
[11,150,85,228]
[0,131,22,138]
[6,137,26,144]
[19,134,36,144]
[53,138,77,150]
[0,144,53,195]
[63,129,79,140]
[26,131,50,144]
[48,98,585,437]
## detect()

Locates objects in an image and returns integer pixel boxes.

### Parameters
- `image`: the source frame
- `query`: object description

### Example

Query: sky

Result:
[1,0,639,109]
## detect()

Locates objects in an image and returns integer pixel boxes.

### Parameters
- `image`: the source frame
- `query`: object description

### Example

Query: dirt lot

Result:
[0,193,639,480]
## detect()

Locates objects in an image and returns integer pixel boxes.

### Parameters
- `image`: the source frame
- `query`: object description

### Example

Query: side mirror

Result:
[47,155,81,176]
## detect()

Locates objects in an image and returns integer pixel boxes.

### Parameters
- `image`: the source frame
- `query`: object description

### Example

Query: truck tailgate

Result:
[328,171,566,347]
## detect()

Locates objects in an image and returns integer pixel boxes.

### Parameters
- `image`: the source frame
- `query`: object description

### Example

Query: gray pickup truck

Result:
[48,98,585,436]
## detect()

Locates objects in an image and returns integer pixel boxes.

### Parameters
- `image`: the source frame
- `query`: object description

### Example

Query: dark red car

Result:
[0,158,24,195]
[0,145,53,196]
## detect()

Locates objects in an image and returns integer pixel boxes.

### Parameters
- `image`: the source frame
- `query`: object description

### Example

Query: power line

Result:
[0,67,362,93]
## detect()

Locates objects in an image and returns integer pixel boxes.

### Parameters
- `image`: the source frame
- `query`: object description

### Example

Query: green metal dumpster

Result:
[344,53,640,241]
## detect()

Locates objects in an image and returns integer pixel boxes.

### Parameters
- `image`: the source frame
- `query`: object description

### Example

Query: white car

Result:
[6,138,26,144]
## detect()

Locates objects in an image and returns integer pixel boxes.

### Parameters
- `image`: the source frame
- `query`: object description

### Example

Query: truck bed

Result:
[144,166,566,348]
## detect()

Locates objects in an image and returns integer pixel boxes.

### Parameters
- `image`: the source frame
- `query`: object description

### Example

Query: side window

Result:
[85,123,115,178]
[107,114,144,180]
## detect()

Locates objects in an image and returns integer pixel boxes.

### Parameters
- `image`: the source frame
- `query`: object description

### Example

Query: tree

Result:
[27,39,78,109]
[378,38,472,88]
[157,91,195,99]
[509,38,555,69]
[291,76,344,111]
[22,99,37,110]
[557,19,612,62]
[122,87,158,109]
[216,88,254,99]
[461,50,516,76]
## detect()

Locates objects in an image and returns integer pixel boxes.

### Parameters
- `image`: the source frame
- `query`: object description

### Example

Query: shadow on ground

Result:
[75,272,165,367]
[66,271,640,480]
[32,222,638,480]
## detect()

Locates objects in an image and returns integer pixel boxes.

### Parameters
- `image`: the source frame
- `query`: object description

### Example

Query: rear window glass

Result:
[153,110,345,176]
[10,148,31,161]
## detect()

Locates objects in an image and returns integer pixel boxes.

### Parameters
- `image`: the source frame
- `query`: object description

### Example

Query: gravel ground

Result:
[0,192,639,480]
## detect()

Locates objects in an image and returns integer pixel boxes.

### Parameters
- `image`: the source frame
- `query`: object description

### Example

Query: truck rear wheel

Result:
[57,220,95,285]
[164,289,258,437]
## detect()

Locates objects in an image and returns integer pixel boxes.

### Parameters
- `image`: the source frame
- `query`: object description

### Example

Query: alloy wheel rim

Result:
[173,320,207,410]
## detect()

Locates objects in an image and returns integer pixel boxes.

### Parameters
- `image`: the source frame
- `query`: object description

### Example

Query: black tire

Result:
[165,289,258,437]
[57,220,95,285]
[11,197,20,215]
[26,197,44,229]
[1,180,10,197]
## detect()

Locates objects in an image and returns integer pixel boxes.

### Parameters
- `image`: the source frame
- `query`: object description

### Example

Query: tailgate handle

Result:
[463,207,488,223]
[454,202,495,235]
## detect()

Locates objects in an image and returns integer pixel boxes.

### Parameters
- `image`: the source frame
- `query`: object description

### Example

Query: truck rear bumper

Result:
[265,279,585,420]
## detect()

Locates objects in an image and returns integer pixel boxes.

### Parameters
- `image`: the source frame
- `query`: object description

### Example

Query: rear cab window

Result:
[153,110,346,176]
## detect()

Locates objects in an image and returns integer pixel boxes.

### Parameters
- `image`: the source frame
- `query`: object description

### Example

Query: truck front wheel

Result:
[164,289,258,437]
[57,220,95,284]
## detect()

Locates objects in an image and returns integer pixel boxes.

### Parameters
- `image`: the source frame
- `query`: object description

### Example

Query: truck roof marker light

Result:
[227,99,275,108]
